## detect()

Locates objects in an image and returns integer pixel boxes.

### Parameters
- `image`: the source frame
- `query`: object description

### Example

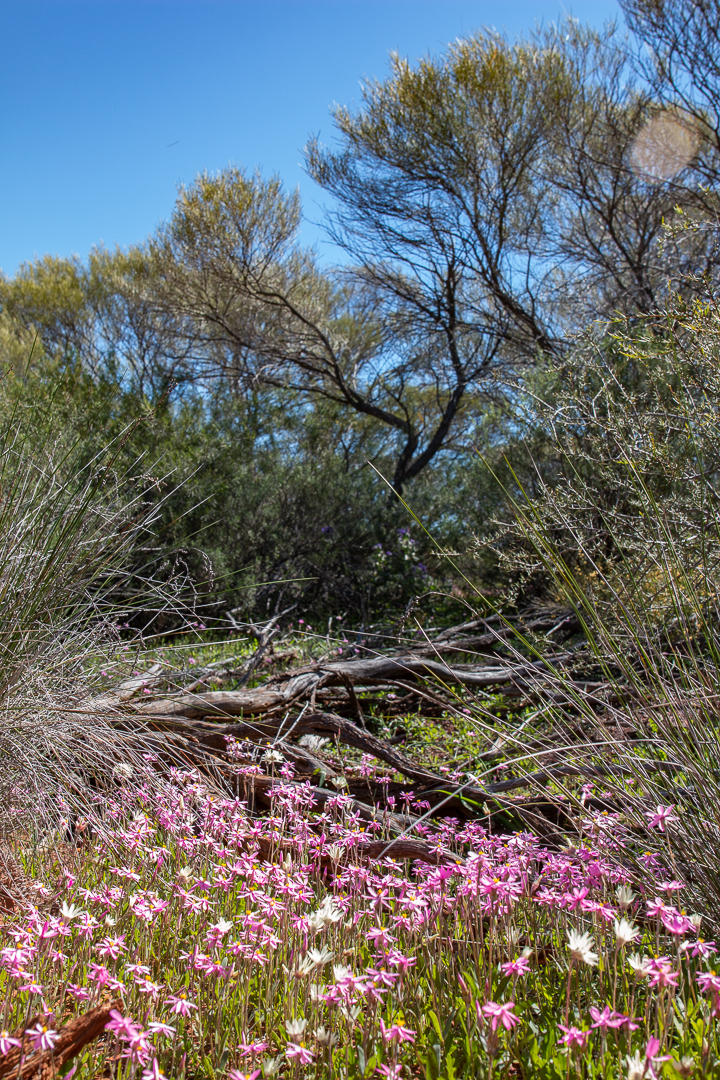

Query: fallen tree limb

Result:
[0,1003,119,1080]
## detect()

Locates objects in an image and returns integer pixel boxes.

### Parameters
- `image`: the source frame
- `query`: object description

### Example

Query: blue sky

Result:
[1,0,622,276]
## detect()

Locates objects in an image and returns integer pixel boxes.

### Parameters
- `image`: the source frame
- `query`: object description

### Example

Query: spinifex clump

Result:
[0,385,194,867]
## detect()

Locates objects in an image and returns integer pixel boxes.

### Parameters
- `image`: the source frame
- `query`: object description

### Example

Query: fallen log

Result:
[0,1003,119,1080]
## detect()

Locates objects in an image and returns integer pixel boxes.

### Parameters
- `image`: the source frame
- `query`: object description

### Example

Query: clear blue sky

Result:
[0,0,622,277]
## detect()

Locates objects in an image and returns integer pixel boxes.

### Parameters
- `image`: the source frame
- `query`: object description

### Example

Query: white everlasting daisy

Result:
[567,928,598,967]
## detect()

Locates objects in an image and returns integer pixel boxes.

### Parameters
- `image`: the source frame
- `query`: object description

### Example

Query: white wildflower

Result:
[262,1056,284,1077]
[627,952,649,976]
[306,947,333,968]
[325,844,344,862]
[614,918,639,948]
[262,749,285,765]
[616,885,636,910]
[314,1025,338,1047]
[339,1004,362,1025]
[211,918,233,934]
[308,897,343,933]
[285,1018,307,1041]
[299,735,330,753]
[672,1056,695,1077]
[626,1051,645,1080]
[689,914,702,931]
[567,928,598,967]
[330,776,348,790]
[294,956,315,978]
[332,964,350,983]
[60,901,84,921]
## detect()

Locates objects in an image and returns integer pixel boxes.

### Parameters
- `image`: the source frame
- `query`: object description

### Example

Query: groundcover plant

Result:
[0,760,717,1080]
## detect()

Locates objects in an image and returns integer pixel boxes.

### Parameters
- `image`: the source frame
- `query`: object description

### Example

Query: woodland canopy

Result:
[1,0,718,630]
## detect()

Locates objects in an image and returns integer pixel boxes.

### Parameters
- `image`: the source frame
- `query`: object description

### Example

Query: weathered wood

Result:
[0,1003,119,1080]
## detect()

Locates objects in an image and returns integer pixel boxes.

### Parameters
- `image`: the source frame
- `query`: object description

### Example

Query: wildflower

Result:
[0,1031,20,1055]
[308,897,343,933]
[590,1006,631,1033]
[366,926,395,949]
[59,901,84,921]
[379,1019,416,1043]
[643,1037,672,1080]
[314,1026,338,1047]
[141,1060,166,1080]
[481,1001,520,1032]
[500,955,531,977]
[261,1056,283,1077]
[658,880,684,893]
[106,1011,141,1040]
[339,1004,362,1025]
[25,1025,58,1052]
[136,975,164,997]
[627,952,649,975]
[285,1043,314,1064]
[376,1066,403,1079]
[661,910,695,936]
[262,749,284,765]
[387,951,416,974]
[567,929,598,967]
[697,971,720,995]
[626,1051,646,1080]
[165,992,198,1016]
[228,1072,260,1080]
[672,1056,696,1077]
[645,957,679,990]
[645,804,679,832]
[614,918,640,948]
[285,1018,308,1041]
[306,946,333,968]
[96,935,127,959]
[558,1025,589,1051]
[616,885,636,910]
[148,1021,176,1038]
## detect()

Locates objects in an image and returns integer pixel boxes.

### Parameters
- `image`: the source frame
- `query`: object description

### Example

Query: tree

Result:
[621,0,720,175]
[149,167,495,494]
[307,21,718,334]
[143,22,719,492]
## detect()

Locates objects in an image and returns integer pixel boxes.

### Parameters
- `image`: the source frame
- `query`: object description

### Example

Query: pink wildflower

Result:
[378,1019,416,1044]
[147,1021,175,1038]
[25,1025,58,1052]
[589,1006,633,1032]
[105,1011,140,1040]
[500,955,531,977]
[165,993,198,1016]
[238,1040,269,1056]
[0,1031,21,1055]
[481,1001,520,1032]
[228,1072,260,1080]
[141,1060,166,1080]
[558,1025,589,1051]
[645,804,679,832]
[285,1043,314,1063]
